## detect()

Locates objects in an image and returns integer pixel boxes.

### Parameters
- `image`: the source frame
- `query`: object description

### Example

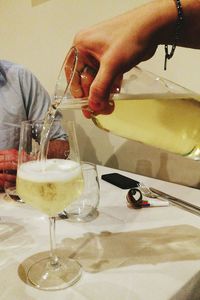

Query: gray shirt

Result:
[0,60,65,149]
[0,60,51,124]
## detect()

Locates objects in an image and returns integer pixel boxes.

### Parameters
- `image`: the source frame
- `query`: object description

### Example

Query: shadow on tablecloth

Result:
[18,224,200,288]
[170,270,200,300]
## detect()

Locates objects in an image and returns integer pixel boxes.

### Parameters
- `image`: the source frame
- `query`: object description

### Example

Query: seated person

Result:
[0,60,68,191]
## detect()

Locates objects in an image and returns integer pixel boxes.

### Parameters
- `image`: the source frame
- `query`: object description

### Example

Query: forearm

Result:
[179,0,200,48]
[146,0,200,49]
[72,0,200,116]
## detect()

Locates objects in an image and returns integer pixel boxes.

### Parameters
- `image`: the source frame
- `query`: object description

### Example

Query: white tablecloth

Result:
[1,165,200,300]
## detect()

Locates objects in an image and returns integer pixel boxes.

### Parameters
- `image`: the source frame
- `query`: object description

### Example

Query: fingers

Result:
[0,149,18,172]
[69,69,84,98]
[0,173,16,191]
[111,74,123,93]
[0,149,18,191]
[0,161,17,171]
[81,66,121,118]
[82,100,115,118]
[1,173,16,182]
[48,140,70,159]
[64,47,85,98]
[0,152,17,188]
[0,148,18,159]
[64,47,97,98]
[80,66,97,97]
[64,47,121,118]
[85,56,120,116]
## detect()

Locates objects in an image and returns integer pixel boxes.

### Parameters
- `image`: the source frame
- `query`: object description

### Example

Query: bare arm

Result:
[72,0,200,117]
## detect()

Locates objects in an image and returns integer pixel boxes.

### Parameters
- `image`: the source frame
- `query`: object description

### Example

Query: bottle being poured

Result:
[53,47,200,160]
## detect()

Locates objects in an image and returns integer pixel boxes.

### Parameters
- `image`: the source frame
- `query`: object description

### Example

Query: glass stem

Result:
[49,216,59,266]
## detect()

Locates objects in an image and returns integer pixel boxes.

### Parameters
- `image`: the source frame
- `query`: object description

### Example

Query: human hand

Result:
[66,0,200,118]
[48,139,70,159]
[0,149,18,191]
[71,2,161,118]
[65,47,122,118]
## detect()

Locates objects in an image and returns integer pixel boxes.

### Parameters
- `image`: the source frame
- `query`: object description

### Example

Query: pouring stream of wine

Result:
[39,47,79,161]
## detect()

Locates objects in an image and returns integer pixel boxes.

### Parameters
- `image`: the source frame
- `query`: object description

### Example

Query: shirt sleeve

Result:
[18,67,67,140]
[18,67,51,121]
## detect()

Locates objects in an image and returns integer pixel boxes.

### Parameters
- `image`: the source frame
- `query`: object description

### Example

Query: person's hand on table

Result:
[0,140,70,191]
[48,140,70,159]
[0,149,18,191]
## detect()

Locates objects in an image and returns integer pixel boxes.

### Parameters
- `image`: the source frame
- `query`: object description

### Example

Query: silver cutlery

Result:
[150,187,200,217]
[138,182,158,198]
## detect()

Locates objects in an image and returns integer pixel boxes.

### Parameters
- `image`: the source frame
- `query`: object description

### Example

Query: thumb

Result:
[88,61,118,112]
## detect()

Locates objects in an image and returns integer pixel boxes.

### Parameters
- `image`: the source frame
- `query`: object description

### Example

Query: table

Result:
[1,165,200,300]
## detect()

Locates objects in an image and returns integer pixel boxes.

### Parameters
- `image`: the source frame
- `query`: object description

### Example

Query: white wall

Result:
[0,0,146,94]
[1,0,200,187]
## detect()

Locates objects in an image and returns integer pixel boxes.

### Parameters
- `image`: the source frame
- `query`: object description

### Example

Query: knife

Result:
[150,187,200,217]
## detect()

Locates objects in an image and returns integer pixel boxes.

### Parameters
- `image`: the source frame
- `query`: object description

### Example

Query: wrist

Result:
[151,0,200,47]
[129,0,178,49]
[150,0,179,45]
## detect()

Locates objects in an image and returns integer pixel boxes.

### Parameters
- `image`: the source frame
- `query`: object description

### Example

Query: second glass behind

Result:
[60,162,100,222]
[56,47,200,160]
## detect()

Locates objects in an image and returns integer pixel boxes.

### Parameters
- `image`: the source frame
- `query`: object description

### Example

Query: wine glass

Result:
[16,119,84,290]
[60,162,100,222]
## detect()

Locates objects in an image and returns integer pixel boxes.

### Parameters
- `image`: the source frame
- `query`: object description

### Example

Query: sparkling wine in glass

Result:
[16,119,84,290]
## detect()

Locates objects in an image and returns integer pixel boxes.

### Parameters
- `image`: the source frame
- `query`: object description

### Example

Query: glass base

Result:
[68,208,99,222]
[59,207,99,222]
[4,188,24,203]
[28,257,81,290]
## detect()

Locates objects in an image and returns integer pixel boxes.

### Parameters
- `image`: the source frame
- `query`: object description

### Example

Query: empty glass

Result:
[61,162,100,222]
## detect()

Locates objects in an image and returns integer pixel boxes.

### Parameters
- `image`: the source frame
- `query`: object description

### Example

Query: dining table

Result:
[1,164,200,300]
